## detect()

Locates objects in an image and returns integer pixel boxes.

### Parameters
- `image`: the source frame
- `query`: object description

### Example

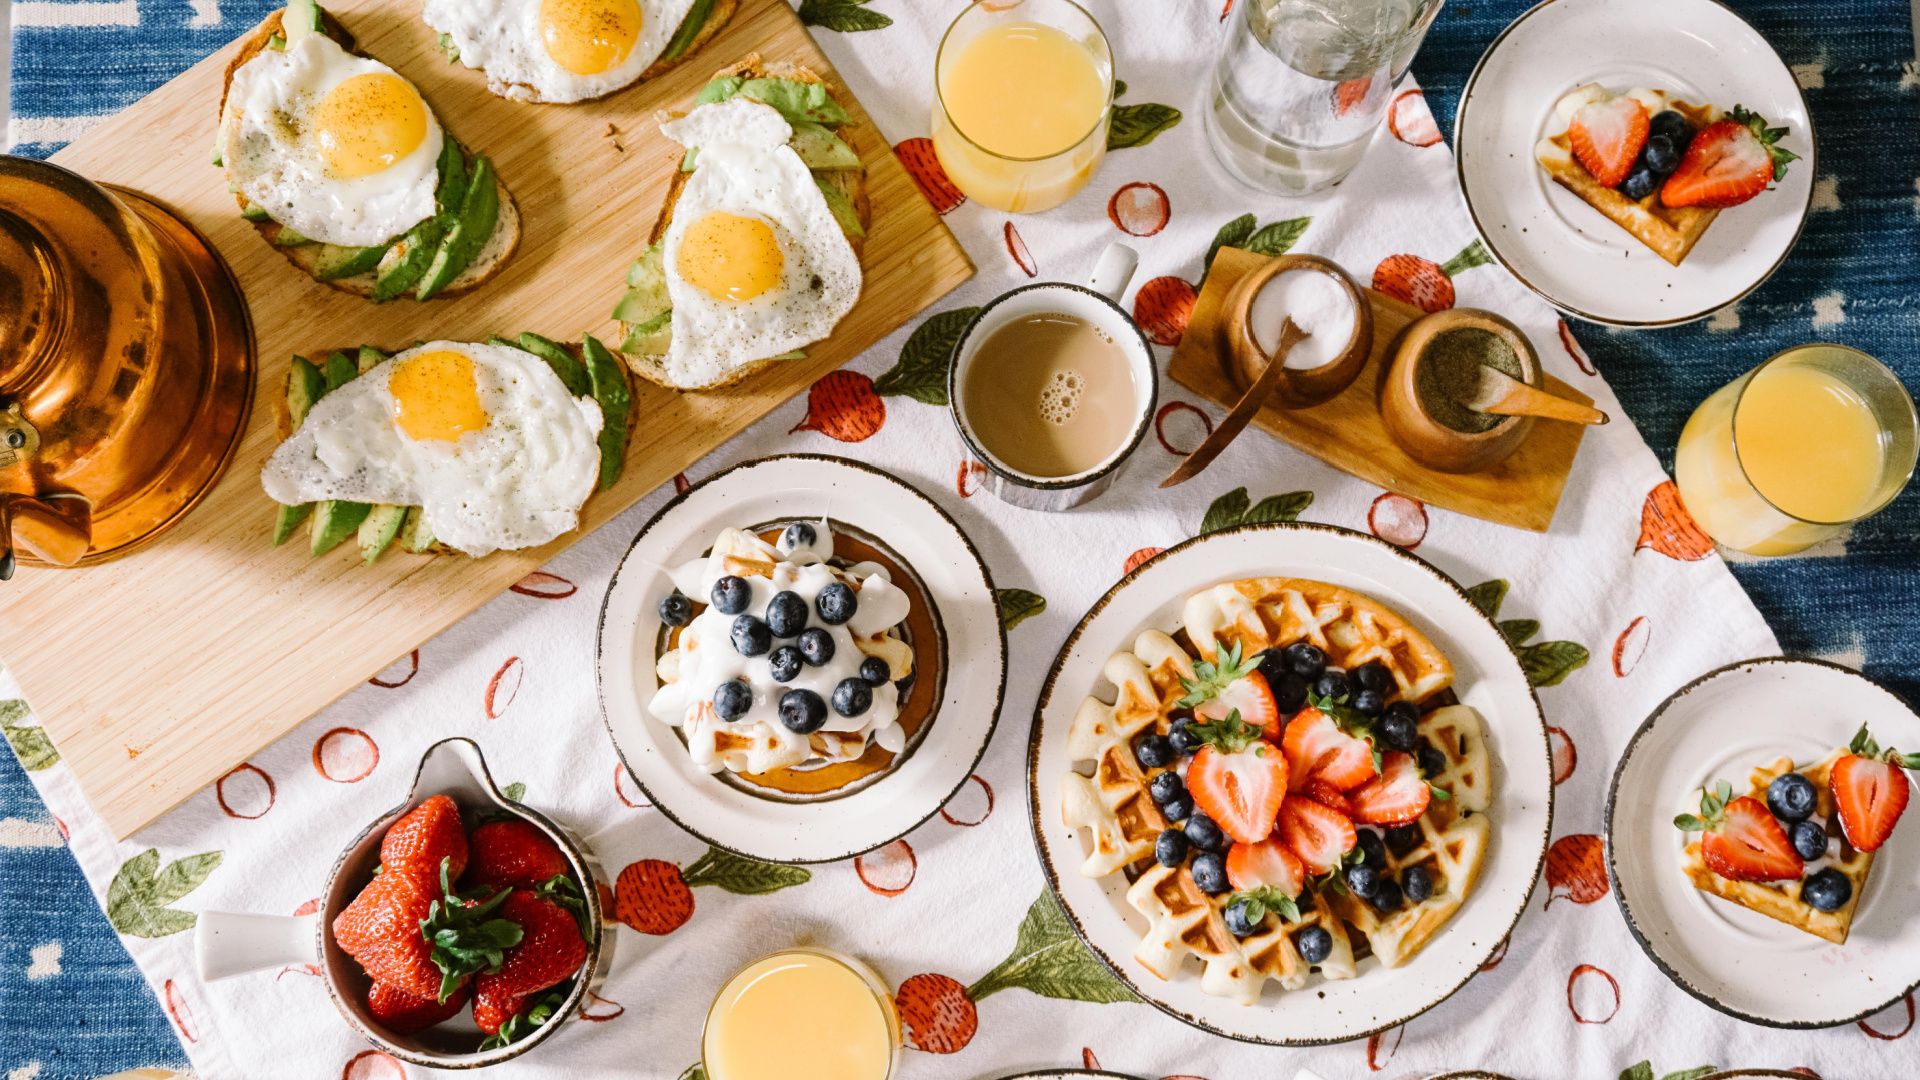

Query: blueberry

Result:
[1169,718,1203,756]
[1619,164,1659,201]
[1224,898,1262,938]
[1294,925,1333,964]
[1190,852,1230,895]
[1370,877,1404,913]
[1377,710,1418,753]
[658,592,693,627]
[1149,771,1187,807]
[816,582,858,625]
[712,679,752,721]
[1403,865,1434,903]
[1345,864,1380,899]
[1284,642,1327,679]
[1790,819,1830,862]
[1384,823,1422,856]
[1767,772,1818,823]
[1154,829,1189,867]
[1643,133,1679,175]
[858,656,891,686]
[777,688,827,734]
[1416,741,1447,779]
[1802,868,1851,912]
[1352,689,1386,718]
[768,645,803,683]
[1256,649,1291,689]
[1184,812,1227,853]
[1356,829,1388,870]
[1134,732,1175,770]
[1313,669,1351,702]
[1271,671,1310,714]
[764,591,808,637]
[1159,794,1194,824]
[1650,109,1692,146]
[796,627,835,666]
[1353,662,1393,693]
[711,575,751,615]
[831,677,872,718]
[780,522,817,552]
[731,615,772,657]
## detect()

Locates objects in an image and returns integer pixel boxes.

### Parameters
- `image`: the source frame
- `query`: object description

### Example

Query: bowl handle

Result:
[195,910,318,982]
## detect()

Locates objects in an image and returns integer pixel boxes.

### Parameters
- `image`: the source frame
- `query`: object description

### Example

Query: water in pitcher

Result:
[1205,0,1440,195]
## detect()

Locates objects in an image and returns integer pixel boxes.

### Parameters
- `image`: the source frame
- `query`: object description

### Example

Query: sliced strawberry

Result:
[1661,106,1798,209]
[1281,707,1376,792]
[1302,779,1354,818]
[1568,93,1649,187]
[1700,795,1803,882]
[1196,670,1281,742]
[1187,742,1287,845]
[1276,795,1357,875]
[1227,836,1305,897]
[1829,726,1920,853]
[1349,751,1432,826]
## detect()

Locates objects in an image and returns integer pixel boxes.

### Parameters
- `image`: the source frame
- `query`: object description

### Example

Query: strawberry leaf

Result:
[1673,813,1707,833]
[422,858,524,1001]
[1849,724,1880,759]
[1187,709,1265,754]
[1428,782,1453,801]
[1619,1064,1655,1080]
[1175,637,1258,709]
[478,987,569,1050]
[1230,885,1301,926]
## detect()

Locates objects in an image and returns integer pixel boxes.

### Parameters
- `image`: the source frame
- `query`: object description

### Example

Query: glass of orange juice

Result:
[702,948,901,1080]
[932,0,1114,213]
[1674,344,1917,556]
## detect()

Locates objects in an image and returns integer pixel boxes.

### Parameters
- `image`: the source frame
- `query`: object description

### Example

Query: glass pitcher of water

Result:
[1205,0,1444,195]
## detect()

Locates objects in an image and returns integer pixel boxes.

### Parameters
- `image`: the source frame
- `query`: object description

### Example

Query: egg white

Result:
[260,342,604,557]
[423,0,698,104]
[221,33,443,248]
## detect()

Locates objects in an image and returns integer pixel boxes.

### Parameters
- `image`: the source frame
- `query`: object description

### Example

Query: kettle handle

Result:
[0,492,91,579]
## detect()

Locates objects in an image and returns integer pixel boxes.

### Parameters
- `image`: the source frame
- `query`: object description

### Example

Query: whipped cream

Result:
[649,521,915,775]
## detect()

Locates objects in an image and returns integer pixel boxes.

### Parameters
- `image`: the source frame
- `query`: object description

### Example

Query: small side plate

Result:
[1607,658,1920,1027]
[596,454,1006,864]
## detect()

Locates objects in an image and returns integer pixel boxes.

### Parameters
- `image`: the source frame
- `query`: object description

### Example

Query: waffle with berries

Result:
[1536,91,1721,266]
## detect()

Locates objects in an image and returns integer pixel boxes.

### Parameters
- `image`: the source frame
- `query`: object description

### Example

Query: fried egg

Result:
[221,33,444,247]
[261,342,604,557]
[656,97,862,388]
[423,0,699,103]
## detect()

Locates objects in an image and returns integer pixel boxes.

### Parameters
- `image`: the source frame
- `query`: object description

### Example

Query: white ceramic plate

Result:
[1455,0,1814,326]
[1027,523,1552,1045]
[1607,658,1920,1027]
[597,455,1005,863]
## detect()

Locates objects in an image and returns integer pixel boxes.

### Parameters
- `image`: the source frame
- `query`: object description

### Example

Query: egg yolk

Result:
[539,0,643,76]
[390,350,487,442]
[677,212,784,303]
[311,72,429,179]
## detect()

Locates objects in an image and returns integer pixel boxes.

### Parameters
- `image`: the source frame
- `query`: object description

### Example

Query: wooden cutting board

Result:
[1168,246,1590,533]
[2,0,973,839]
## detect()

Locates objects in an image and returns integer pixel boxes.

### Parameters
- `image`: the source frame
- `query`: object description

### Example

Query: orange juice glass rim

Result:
[933,0,1116,163]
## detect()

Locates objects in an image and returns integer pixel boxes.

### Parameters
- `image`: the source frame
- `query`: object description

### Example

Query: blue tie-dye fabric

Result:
[3,0,1914,1073]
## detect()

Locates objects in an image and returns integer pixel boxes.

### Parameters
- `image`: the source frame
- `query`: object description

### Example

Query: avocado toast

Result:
[216,0,521,301]
[613,54,870,391]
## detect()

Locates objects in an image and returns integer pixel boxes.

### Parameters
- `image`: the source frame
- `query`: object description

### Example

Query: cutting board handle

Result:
[196,910,318,981]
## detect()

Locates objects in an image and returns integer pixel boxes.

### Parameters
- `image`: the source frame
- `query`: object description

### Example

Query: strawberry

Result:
[471,891,589,1043]
[366,980,469,1035]
[1829,725,1920,852]
[1675,784,1803,883]
[1567,93,1649,188]
[1193,672,1281,742]
[1276,795,1357,875]
[1185,712,1289,845]
[1350,751,1444,826]
[1660,106,1798,209]
[332,859,524,1003]
[1226,836,1305,897]
[1302,779,1354,818]
[465,819,570,890]
[1281,706,1376,792]
[381,795,468,882]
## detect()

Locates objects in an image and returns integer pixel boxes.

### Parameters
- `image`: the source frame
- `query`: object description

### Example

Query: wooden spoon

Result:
[1465,366,1609,426]
[1162,318,1309,488]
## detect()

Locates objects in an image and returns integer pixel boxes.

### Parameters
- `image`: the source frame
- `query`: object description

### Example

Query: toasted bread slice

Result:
[433,0,739,103]
[218,10,520,300]
[1535,94,1721,267]
[621,54,869,392]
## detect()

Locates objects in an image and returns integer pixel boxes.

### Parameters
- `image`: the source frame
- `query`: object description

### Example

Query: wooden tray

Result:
[1167,246,1589,533]
[0,0,973,839]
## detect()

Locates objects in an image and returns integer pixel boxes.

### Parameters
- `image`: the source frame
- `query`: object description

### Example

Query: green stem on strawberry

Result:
[477,987,569,1051]
[420,857,525,1001]
[1175,637,1259,710]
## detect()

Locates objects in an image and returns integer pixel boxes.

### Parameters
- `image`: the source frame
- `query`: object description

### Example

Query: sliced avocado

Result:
[267,31,287,50]
[284,0,323,42]
[791,122,859,170]
[211,144,224,168]
[272,355,327,546]
[770,349,806,361]
[660,0,714,61]
[679,149,699,173]
[313,242,388,281]
[357,504,407,564]
[739,78,851,127]
[273,502,313,545]
[614,244,670,325]
[374,139,467,301]
[357,345,388,371]
[582,335,631,491]
[437,31,459,62]
[399,506,435,553]
[620,311,671,356]
[695,75,745,105]
[416,154,498,301]
[322,351,358,389]
[815,179,866,239]
[241,203,271,222]
[310,500,372,557]
[272,226,314,247]
[517,333,592,398]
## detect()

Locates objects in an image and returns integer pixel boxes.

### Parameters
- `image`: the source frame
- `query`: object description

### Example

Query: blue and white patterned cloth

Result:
[3,0,1915,1076]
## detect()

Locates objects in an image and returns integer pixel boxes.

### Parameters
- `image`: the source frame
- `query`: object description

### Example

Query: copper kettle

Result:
[0,156,253,579]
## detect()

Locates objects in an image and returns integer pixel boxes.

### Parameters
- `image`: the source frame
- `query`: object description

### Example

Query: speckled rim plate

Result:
[596,454,1006,864]
[1606,657,1920,1027]
[1455,0,1814,327]
[1027,522,1552,1045]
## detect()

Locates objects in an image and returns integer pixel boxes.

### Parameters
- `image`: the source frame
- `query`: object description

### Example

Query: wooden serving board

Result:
[1168,246,1589,533]
[1,0,973,838]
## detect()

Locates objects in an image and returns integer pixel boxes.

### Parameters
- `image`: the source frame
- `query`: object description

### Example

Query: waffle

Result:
[1060,577,1490,1005]
[1534,94,1722,267]
[1680,749,1871,945]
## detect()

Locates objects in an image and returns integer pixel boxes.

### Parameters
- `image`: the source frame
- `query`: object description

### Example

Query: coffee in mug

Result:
[958,311,1141,479]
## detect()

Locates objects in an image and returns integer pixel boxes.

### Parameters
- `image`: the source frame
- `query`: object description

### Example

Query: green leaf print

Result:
[995,588,1047,631]
[1497,619,1539,647]
[106,848,224,938]
[681,847,810,895]
[1617,1064,1715,1080]
[1112,79,1128,98]
[873,307,980,406]
[797,0,892,32]
[1246,217,1311,257]
[502,781,527,802]
[1199,487,1313,537]
[1465,578,1508,619]
[678,1065,708,1080]
[0,699,26,724]
[1107,103,1182,151]
[966,890,1138,1004]
[3,723,59,771]
[1465,580,1589,687]
[1203,214,1256,278]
